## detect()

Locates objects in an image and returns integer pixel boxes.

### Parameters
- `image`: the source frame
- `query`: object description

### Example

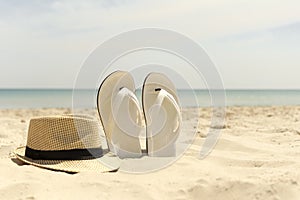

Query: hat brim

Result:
[14,146,120,173]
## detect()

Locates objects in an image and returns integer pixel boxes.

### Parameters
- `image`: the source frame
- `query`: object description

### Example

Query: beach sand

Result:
[1,106,300,200]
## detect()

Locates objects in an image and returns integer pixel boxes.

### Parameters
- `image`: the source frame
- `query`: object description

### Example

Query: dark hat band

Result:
[25,146,103,160]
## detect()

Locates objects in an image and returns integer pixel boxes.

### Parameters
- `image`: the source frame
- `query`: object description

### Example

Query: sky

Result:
[0,0,299,89]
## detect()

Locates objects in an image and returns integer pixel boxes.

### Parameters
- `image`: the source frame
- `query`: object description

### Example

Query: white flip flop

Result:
[97,71,143,158]
[142,72,182,157]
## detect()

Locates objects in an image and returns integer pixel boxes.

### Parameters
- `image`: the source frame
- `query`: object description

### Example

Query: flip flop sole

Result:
[97,71,142,158]
[142,72,181,157]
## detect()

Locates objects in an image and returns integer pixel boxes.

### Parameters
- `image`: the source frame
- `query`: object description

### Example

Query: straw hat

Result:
[14,115,120,173]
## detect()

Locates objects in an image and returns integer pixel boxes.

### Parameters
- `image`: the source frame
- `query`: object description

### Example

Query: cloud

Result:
[0,0,299,88]
[1,0,300,38]
[202,21,300,89]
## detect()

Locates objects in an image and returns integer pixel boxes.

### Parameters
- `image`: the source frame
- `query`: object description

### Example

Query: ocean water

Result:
[0,89,299,109]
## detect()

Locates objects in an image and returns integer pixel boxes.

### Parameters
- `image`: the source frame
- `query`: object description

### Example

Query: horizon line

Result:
[0,88,300,91]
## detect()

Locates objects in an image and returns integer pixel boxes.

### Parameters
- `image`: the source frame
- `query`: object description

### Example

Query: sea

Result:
[0,89,299,109]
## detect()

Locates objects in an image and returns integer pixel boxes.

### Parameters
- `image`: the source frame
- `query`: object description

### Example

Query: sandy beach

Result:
[1,106,300,200]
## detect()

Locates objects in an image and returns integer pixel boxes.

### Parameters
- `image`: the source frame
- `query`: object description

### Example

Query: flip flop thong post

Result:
[142,72,182,157]
[97,71,143,159]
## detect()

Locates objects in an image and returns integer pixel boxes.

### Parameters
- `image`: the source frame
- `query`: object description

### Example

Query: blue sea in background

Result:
[0,89,299,108]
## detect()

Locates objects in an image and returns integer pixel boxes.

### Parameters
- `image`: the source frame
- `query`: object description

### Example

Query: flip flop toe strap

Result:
[109,87,143,155]
[150,88,182,134]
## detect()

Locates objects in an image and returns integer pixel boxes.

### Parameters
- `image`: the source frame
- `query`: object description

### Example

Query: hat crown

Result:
[26,116,102,151]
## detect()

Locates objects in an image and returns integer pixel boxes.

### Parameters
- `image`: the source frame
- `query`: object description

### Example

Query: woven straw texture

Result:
[26,116,101,151]
[14,115,120,173]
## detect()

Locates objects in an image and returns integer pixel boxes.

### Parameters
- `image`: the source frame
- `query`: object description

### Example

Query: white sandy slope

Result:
[1,106,300,200]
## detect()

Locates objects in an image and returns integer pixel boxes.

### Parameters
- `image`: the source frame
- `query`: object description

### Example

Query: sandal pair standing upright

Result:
[97,71,182,158]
